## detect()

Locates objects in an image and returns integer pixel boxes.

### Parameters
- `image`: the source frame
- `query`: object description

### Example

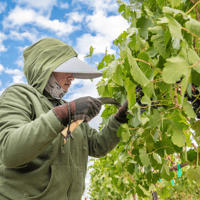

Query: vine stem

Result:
[190,60,200,68]
[160,106,176,114]
[182,27,200,40]
[134,58,162,74]
[162,113,180,120]
[148,146,173,155]
[187,0,200,14]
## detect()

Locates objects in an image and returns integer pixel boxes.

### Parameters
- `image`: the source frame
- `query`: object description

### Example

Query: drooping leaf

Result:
[137,16,153,39]
[185,18,200,38]
[161,162,174,181]
[125,77,136,110]
[163,6,189,20]
[150,29,170,58]
[153,152,162,164]
[171,126,186,147]
[150,110,161,128]
[113,64,123,86]
[126,47,150,87]
[121,123,131,143]
[191,120,200,137]
[167,15,183,40]
[139,148,150,167]
[182,98,196,118]
[181,72,190,102]
[162,56,190,83]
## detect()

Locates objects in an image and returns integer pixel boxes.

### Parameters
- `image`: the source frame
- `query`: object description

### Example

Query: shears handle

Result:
[61,119,84,143]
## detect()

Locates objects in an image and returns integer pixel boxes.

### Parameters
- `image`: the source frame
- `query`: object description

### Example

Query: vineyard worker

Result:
[0,38,128,200]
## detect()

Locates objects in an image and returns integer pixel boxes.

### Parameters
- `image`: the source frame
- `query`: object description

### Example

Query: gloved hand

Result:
[114,100,128,123]
[52,96,102,126]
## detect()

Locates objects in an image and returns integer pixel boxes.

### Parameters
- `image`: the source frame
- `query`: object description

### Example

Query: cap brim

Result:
[53,57,103,79]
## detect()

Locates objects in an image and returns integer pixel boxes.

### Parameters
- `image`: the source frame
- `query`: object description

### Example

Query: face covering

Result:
[44,74,67,99]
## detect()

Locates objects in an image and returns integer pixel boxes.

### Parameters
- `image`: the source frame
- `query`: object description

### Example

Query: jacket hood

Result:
[23,38,78,94]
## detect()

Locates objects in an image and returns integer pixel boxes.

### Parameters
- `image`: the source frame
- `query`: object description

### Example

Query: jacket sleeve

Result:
[0,86,65,168]
[84,115,122,158]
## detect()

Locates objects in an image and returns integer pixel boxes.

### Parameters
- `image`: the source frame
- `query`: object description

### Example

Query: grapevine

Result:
[88,0,200,199]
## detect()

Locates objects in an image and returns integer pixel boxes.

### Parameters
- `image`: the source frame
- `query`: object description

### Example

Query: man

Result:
[0,38,128,200]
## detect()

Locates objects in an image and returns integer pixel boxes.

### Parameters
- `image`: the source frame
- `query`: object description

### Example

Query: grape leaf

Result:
[89,46,94,55]
[150,29,170,58]
[188,48,200,73]
[161,162,174,181]
[186,18,200,38]
[187,167,200,185]
[139,149,150,167]
[156,0,165,8]
[138,185,151,197]
[163,6,189,20]
[168,0,182,8]
[113,64,123,86]
[162,56,190,83]
[126,47,150,87]
[191,120,200,137]
[121,123,131,143]
[171,126,186,147]
[150,110,161,128]
[182,98,196,118]
[125,77,136,110]
[167,15,183,40]
[137,16,153,39]
[153,152,162,164]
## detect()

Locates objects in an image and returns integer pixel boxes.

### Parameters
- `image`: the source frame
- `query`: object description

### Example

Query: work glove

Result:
[52,96,102,126]
[114,100,128,123]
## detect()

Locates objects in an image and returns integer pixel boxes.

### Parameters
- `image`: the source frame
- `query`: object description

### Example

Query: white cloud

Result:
[65,12,85,23]
[0,32,7,52]
[10,30,39,43]
[3,6,81,36]
[0,80,2,87]
[13,0,57,12]
[87,12,129,39]
[0,2,7,14]
[73,0,118,14]
[60,2,69,9]
[76,33,116,56]
[4,68,25,84]
[15,58,24,68]
[17,46,29,52]
[75,3,129,57]
[0,64,4,74]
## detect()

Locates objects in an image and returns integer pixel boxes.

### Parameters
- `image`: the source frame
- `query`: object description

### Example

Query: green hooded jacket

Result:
[0,38,122,200]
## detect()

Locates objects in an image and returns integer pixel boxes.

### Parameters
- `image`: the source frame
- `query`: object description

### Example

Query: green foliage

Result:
[88,0,200,199]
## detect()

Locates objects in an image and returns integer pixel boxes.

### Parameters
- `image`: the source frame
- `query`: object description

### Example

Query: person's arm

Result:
[84,115,122,158]
[0,86,65,168]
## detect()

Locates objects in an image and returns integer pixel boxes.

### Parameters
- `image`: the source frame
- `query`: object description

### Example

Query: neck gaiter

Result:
[44,74,67,99]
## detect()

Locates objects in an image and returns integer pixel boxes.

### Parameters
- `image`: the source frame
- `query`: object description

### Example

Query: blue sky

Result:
[0,0,129,97]
[0,0,129,198]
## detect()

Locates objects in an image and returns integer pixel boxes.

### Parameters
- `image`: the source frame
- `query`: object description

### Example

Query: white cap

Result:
[53,57,103,79]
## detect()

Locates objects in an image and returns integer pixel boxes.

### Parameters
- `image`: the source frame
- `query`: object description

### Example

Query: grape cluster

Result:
[135,85,146,114]
[135,85,162,114]
[185,86,200,119]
